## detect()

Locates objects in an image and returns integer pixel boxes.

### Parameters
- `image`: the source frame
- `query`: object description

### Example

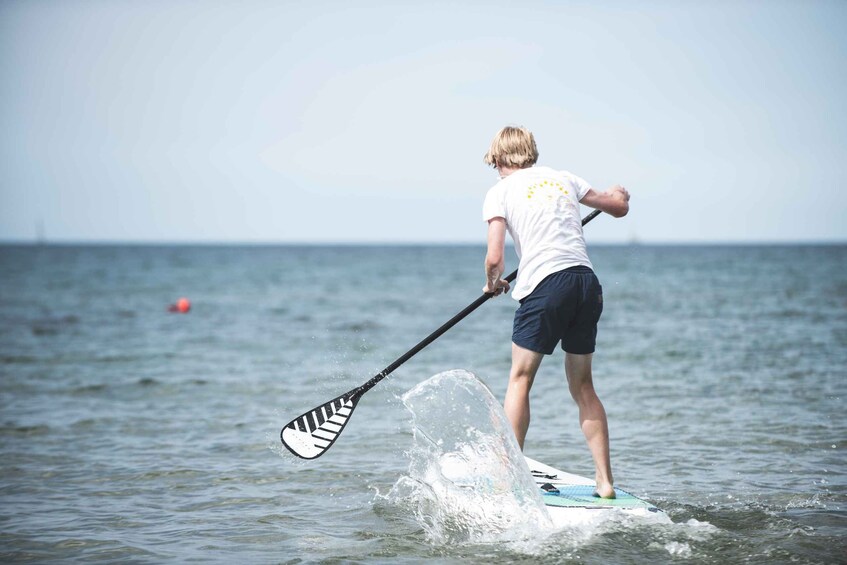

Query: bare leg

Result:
[503,343,544,450]
[565,352,615,498]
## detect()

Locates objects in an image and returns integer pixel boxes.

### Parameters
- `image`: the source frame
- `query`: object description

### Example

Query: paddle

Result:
[281,209,603,459]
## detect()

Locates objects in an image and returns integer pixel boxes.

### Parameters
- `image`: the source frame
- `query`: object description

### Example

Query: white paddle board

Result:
[525,455,662,526]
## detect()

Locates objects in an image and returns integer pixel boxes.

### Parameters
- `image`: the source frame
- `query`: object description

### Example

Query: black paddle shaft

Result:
[355,209,603,396]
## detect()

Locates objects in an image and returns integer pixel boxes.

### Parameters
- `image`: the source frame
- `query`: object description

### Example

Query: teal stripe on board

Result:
[542,486,656,509]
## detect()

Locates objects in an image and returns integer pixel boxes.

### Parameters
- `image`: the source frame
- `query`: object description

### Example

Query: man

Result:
[481,125,630,498]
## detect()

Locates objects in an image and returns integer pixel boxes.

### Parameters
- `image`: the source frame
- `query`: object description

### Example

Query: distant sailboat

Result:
[36,218,45,246]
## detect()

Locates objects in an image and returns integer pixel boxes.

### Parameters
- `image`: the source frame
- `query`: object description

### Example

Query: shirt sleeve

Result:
[569,173,593,200]
[482,184,506,222]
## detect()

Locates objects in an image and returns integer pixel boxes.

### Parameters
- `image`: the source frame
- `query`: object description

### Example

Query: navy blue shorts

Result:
[512,266,603,355]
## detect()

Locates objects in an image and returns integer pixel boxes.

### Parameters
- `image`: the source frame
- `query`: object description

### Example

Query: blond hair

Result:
[483,125,539,169]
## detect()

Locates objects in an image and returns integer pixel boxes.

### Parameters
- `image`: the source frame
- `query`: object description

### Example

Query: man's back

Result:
[483,165,593,301]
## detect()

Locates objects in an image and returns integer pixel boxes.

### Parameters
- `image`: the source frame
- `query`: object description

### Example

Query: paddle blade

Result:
[280,390,361,459]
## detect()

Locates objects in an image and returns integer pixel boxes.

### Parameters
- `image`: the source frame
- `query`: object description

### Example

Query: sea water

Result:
[1,243,845,563]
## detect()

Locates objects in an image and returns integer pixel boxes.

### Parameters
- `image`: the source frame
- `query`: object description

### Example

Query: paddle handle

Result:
[356,209,603,395]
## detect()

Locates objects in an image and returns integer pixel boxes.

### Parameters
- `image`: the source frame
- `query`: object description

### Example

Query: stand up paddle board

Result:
[525,456,662,526]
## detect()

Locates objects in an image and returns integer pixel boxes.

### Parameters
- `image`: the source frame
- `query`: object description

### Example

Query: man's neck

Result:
[498,165,522,178]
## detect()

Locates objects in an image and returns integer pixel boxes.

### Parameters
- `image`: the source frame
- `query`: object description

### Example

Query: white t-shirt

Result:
[482,166,593,301]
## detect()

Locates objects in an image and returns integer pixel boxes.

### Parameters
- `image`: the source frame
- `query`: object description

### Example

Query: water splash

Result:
[386,369,553,544]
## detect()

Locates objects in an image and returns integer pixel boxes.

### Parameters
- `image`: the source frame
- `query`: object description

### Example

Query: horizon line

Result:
[1,238,845,247]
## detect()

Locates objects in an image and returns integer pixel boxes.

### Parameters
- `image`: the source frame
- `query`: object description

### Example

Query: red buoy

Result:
[168,297,191,313]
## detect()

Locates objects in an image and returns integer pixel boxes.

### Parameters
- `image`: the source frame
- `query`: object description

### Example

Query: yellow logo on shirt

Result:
[526,180,568,201]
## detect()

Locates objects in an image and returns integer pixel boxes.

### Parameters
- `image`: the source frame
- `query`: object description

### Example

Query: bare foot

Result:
[593,482,616,499]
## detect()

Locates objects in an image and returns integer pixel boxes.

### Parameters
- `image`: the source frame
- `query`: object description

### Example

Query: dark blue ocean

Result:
[1,243,845,563]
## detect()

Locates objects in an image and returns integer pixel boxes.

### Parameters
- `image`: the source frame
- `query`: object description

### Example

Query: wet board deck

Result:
[525,455,661,521]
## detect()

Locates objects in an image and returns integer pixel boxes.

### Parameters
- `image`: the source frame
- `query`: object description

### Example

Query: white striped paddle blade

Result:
[280,391,360,459]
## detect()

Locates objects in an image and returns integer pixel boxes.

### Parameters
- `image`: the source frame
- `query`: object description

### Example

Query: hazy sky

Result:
[1,0,845,243]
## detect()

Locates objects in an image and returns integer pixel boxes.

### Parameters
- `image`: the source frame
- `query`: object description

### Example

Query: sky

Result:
[1,0,845,244]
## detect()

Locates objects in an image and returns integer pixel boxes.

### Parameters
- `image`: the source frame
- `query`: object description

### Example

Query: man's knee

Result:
[565,353,592,379]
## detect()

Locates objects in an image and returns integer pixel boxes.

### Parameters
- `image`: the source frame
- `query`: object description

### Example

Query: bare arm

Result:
[484,217,510,296]
[579,185,630,218]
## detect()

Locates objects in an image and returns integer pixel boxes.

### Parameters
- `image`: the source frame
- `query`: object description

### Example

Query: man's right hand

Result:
[484,279,511,297]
